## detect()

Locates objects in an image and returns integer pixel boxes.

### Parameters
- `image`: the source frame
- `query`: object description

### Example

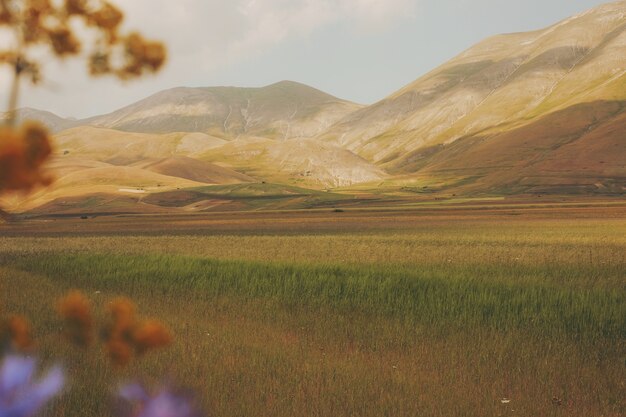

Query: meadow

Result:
[0,206,624,417]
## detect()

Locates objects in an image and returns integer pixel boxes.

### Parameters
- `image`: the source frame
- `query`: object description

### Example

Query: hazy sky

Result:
[1,0,613,118]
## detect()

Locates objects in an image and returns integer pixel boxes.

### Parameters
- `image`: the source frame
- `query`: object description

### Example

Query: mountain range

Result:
[2,0,624,214]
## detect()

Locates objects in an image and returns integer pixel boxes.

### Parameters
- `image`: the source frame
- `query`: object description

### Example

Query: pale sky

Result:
[0,0,614,118]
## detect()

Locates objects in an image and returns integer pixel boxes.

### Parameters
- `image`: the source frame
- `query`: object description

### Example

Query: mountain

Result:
[317,0,625,193]
[2,2,624,215]
[82,81,364,139]
[5,80,377,211]
[0,108,79,133]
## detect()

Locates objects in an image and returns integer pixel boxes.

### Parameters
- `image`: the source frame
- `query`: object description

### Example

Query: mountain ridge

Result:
[3,80,364,138]
[80,80,364,140]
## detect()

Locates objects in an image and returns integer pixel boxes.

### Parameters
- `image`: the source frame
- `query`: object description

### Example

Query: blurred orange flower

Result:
[48,27,81,56]
[103,297,172,366]
[0,122,53,194]
[133,320,172,355]
[57,290,94,347]
[0,315,32,351]
[118,32,167,79]
[87,1,124,33]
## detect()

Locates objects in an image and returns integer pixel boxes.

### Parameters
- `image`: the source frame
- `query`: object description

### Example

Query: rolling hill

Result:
[0,123,384,213]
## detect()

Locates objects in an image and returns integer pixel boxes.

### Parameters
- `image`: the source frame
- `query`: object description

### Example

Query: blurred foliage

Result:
[0,0,167,198]
[0,0,166,85]
[0,121,52,194]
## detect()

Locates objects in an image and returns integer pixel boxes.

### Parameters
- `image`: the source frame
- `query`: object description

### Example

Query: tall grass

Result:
[0,216,624,417]
[8,253,624,339]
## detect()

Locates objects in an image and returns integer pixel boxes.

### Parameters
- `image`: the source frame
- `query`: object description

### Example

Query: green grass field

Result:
[0,212,624,416]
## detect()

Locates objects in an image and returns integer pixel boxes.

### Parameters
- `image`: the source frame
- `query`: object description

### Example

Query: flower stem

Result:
[6,61,21,126]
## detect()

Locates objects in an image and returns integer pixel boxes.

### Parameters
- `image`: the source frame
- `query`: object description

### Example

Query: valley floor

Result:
[2,196,626,236]
[0,203,624,417]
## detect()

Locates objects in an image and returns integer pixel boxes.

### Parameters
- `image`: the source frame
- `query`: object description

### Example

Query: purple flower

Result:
[0,355,64,417]
[119,384,198,417]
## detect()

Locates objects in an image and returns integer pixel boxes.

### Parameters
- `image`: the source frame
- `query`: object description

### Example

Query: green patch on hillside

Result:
[142,182,354,210]
[191,182,329,197]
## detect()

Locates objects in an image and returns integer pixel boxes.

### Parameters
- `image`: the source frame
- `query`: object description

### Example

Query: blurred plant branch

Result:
[1,0,167,122]
[0,0,166,202]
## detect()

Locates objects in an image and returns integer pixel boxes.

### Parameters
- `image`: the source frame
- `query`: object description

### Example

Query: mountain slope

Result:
[53,126,228,164]
[82,81,363,139]
[199,137,386,188]
[135,157,255,184]
[391,100,625,195]
[318,0,626,170]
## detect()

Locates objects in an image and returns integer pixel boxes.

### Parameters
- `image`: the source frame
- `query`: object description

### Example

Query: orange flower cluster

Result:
[103,298,172,366]
[57,290,94,347]
[0,122,52,194]
[0,314,32,351]
[0,0,166,82]
[116,33,166,79]
[55,292,173,366]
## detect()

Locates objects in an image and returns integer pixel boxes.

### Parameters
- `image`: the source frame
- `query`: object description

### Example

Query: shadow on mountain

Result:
[388,100,626,195]
[509,46,591,81]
